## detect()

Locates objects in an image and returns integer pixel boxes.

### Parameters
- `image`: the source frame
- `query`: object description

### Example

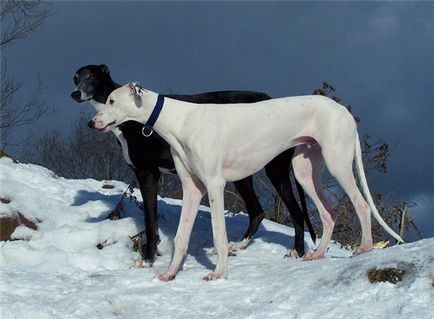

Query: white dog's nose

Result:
[87,119,95,129]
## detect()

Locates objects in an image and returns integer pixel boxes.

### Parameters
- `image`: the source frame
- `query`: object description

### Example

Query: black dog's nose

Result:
[87,120,94,129]
[71,90,82,101]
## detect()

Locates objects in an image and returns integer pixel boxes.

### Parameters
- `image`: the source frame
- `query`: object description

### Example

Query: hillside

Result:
[0,157,433,319]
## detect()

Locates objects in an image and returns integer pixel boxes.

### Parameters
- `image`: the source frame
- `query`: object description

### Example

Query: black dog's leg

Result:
[232,176,265,250]
[265,150,307,257]
[135,167,161,266]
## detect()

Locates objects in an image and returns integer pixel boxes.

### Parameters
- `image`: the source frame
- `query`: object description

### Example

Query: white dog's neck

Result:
[141,91,195,152]
[90,99,133,166]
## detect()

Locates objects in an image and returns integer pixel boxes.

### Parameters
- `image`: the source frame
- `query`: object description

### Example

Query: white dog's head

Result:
[88,82,148,132]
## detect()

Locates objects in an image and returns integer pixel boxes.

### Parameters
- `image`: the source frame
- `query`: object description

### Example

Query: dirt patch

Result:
[0,199,38,241]
[0,149,18,162]
[367,267,406,284]
[0,217,20,241]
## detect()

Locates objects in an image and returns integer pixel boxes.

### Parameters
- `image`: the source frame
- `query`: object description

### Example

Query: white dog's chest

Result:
[221,142,291,181]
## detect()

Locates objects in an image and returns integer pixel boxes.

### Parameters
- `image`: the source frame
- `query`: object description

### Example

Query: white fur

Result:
[90,83,404,281]
[89,99,175,173]
[89,100,133,167]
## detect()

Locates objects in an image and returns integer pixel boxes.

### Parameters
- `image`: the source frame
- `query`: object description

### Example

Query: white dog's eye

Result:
[109,99,114,105]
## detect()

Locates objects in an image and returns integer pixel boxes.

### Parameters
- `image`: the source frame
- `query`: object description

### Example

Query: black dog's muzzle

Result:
[71,90,85,102]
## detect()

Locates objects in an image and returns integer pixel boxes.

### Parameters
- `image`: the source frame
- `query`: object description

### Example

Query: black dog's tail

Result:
[294,172,316,243]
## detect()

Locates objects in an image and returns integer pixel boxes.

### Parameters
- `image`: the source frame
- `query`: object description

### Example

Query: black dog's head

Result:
[71,64,115,104]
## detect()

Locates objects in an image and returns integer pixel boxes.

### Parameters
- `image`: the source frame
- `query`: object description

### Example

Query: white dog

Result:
[89,82,404,281]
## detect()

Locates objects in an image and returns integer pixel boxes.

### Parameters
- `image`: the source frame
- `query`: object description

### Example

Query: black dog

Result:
[71,64,315,265]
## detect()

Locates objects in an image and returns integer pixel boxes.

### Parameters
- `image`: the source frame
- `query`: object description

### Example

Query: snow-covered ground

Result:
[0,157,433,319]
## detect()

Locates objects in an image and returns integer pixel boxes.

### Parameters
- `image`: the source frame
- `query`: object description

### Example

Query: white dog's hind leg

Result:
[322,144,373,255]
[203,178,229,281]
[158,158,205,281]
[292,145,335,260]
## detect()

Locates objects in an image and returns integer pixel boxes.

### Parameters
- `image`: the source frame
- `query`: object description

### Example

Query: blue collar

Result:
[142,95,165,137]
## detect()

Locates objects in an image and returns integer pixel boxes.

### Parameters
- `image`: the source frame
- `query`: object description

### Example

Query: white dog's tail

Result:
[354,132,405,243]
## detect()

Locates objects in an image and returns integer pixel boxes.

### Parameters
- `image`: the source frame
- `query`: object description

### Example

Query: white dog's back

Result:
[173,95,353,181]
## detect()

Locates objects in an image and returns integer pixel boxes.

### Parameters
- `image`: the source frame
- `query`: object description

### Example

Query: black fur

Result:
[71,64,315,263]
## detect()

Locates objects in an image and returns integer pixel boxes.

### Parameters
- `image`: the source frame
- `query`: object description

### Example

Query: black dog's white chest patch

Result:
[158,167,177,175]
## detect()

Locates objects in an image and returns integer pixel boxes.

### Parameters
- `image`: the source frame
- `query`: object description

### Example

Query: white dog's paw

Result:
[353,245,372,256]
[304,250,325,261]
[133,259,152,268]
[158,272,176,282]
[202,272,226,281]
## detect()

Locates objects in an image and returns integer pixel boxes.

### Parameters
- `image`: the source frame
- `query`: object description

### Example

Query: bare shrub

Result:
[24,112,132,181]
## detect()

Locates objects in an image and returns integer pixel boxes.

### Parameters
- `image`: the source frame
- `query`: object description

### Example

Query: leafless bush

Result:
[24,112,132,181]
[0,66,50,147]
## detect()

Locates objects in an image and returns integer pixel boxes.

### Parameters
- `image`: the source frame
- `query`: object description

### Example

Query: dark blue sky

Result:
[2,1,433,237]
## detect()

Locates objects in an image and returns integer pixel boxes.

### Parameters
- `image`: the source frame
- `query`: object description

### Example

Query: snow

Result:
[0,157,433,319]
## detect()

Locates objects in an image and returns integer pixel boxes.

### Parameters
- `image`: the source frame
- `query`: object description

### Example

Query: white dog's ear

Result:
[128,82,146,97]
[128,82,137,94]
[127,82,144,108]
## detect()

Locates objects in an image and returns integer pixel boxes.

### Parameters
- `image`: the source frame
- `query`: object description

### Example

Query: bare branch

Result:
[0,0,54,47]
[0,1,54,148]
[1,63,52,147]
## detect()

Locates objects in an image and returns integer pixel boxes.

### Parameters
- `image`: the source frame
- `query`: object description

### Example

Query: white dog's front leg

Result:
[158,157,205,281]
[203,178,228,281]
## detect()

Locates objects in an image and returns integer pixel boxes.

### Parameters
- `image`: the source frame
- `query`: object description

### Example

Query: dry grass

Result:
[366,267,406,284]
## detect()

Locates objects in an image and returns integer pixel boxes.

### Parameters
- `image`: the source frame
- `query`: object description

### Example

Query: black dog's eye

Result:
[88,75,96,81]
[73,74,79,85]
[109,99,114,105]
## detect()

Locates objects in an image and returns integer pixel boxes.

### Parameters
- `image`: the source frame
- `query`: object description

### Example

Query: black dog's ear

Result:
[99,64,110,74]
